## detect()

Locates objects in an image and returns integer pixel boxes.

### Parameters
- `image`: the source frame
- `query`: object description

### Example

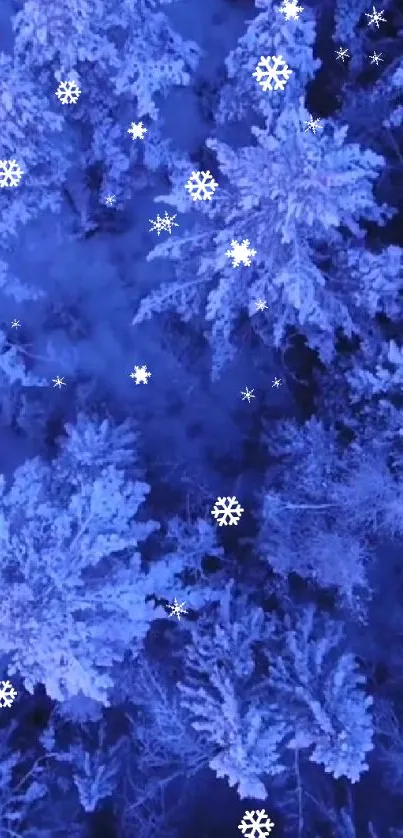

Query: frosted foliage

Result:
[0,419,159,703]
[270,608,374,782]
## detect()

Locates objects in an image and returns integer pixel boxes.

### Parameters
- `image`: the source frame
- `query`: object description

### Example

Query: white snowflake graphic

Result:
[130,364,152,385]
[149,212,179,236]
[0,160,24,187]
[304,117,321,133]
[127,121,147,140]
[365,5,386,27]
[255,299,268,312]
[253,55,293,92]
[11,319,20,328]
[238,810,275,838]
[211,496,244,527]
[104,195,116,207]
[272,377,282,388]
[241,387,255,403]
[167,598,188,621]
[0,680,17,709]
[185,170,218,201]
[52,376,66,388]
[55,80,81,104]
[278,0,303,20]
[369,51,383,65]
[335,47,350,62]
[226,239,257,268]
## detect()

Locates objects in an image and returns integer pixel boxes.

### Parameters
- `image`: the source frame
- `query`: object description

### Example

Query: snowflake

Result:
[255,299,268,312]
[278,0,303,20]
[149,212,179,236]
[272,377,282,388]
[104,195,116,207]
[241,387,255,403]
[335,47,350,62]
[11,319,20,328]
[238,810,275,838]
[55,80,81,104]
[130,365,152,385]
[226,239,257,267]
[52,376,66,388]
[369,51,383,65]
[365,5,386,27]
[127,121,147,140]
[0,160,24,187]
[304,117,321,133]
[185,170,218,201]
[211,496,244,527]
[167,598,188,621]
[0,680,17,709]
[253,55,293,92]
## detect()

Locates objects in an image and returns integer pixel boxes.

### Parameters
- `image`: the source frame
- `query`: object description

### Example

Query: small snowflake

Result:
[55,80,81,104]
[0,680,17,709]
[127,121,147,140]
[278,0,303,20]
[11,319,20,328]
[241,387,255,403]
[149,212,179,235]
[369,51,383,65]
[0,160,24,187]
[130,364,152,385]
[185,170,218,201]
[52,376,66,388]
[365,5,386,27]
[226,239,257,268]
[255,299,268,312]
[272,377,282,388]
[253,55,293,92]
[335,47,350,62]
[304,117,321,133]
[238,810,275,838]
[104,194,116,207]
[211,496,244,527]
[167,597,188,621]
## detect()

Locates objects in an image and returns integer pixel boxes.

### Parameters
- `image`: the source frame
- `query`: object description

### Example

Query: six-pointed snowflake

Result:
[167,598,188,621]
[127,121,147,140]
[253,55,293,92]
[211,496,244,526]
[149,212,179,235]
[185,170,218,201]
[335,47,350,62]
[0,160,24,187]
[130,364,152,385]
[255,299,268,312]
[241,387,255,403]
[11,319,20,328]
[238,810,275,838]
[104,195,116,207]
[52,376,66,388]
[272,377,282,388]
[0,680,17,709]
[55,80,81,104]
[278,0,303,20]
[365,5,386,27]
[304,117,321,133]
[226,239,257,267]
[369,51,383,65]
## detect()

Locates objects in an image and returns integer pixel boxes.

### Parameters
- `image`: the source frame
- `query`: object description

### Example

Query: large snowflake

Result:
[55,80,81,104]
[278,0,304,20]
[0,160,23,187]
[365,5,386,27]
[0,680,17,709]
[211,496,244,526]
[185,170,218,201]
[226,239,256,267]
[238,810,275,838]
[130,364,151,384]
[253,55,293,92]
[127,121,147,140]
